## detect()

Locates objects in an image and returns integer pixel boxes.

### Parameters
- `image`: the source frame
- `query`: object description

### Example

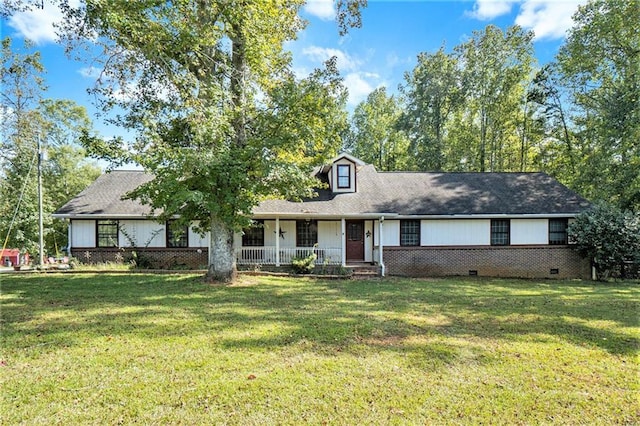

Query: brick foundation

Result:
[71,248,208,270]
[382,245,591,279]
[72,246,592,279]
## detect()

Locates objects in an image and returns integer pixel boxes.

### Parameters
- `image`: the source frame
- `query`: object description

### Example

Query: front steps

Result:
[347,263,382,278]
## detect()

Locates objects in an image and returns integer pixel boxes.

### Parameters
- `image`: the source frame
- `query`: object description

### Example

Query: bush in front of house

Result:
[569,202,640,280]
[291,252,317,274]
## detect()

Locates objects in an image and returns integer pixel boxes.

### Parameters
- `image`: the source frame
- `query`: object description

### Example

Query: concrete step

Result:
[348,264,381,278]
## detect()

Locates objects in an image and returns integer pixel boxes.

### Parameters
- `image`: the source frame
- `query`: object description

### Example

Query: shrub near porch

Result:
[1,274,638,424]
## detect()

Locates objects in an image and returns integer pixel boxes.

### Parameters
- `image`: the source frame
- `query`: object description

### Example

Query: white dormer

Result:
[325,153,365,193]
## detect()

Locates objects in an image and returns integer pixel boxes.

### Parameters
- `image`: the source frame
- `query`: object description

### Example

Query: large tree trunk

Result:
[207,214,237,283]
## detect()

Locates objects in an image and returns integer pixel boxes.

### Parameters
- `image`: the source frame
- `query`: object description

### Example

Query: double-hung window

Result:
[242,220,265,247]
[337,165,350,188]
[490,219,510,246]
[400,220,420,246]
[97,220,119,247]
[296,220,318,247]
[549,218,569,245]
[167,221,188,248]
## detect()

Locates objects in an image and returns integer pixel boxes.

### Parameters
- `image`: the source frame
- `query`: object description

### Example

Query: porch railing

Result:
[237,247,342,265]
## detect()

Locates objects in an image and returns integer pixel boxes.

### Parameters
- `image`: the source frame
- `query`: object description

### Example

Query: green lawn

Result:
[1,273,638,425]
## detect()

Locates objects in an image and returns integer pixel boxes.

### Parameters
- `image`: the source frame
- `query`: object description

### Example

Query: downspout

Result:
[378,216,385,276]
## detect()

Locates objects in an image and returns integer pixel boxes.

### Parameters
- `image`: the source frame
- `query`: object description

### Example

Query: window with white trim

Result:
[337,164,350,188]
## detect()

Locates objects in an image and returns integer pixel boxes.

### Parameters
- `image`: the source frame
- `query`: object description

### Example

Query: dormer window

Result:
[324,152,364,193]
[337,165,350,188]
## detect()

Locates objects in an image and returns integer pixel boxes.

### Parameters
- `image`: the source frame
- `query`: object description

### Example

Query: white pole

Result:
[378,216,385,276]
[37,135,44,266]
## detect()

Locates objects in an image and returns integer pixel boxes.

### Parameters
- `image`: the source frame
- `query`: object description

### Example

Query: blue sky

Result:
[3,0,586,142]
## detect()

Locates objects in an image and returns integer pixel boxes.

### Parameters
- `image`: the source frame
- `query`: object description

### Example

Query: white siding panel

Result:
[118,220,164,247]
[72,220,95,247]
[511,219,548,245]
[279,220,296,248]
[263,220,277,247]
[422,219,490,246]
[381,220,400,246]
[318,221,341,248]
[187,221,209,248]
[364,220,373,262]
[189,227,209,247]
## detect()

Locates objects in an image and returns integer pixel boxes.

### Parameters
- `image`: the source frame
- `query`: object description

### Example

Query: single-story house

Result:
[53,153,592,278]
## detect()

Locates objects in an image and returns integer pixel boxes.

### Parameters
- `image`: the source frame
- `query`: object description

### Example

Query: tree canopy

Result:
[0,37,101,258]
[55,0,362,281]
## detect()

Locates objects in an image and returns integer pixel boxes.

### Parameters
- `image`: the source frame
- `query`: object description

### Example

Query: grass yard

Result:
[1,273,638,425]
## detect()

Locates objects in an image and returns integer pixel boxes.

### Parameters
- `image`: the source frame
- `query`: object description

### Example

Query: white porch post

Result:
[378,216,385,276]
[341,218,346,266]
[275,216,280,267]
[67,219,72,256]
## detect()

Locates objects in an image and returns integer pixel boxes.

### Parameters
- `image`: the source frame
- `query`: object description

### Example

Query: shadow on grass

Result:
[1,274,638,365]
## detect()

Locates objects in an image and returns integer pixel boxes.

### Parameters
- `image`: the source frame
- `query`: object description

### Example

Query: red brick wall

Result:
[382,246,591,279]
[71,248,208,269]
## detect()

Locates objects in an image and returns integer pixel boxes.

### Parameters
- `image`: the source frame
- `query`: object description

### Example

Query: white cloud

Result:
[303,0,336,20]
[468,0,518,20]
[343,72,381,107]
[468,0,586,40]
[302,46,360,72]
[78,66,102,79]
[515,0,587,40]
[7,0,80,44]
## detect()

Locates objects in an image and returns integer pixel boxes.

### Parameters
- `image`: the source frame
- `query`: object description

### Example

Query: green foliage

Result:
[59,1,353,281]
[568,203,640,280]
[454,25,535,172]
[0,37,100,258]
[346,87,409,170]
[399,47,463,171]
[397,25,536,173]
[556,0,640,210]
[291,251,317,274]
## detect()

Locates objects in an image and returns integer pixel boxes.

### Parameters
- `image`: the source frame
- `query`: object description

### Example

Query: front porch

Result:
[237,246,343,266]
[237,217,386,274]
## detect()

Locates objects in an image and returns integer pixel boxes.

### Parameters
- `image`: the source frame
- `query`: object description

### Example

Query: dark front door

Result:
[346,220,365,261]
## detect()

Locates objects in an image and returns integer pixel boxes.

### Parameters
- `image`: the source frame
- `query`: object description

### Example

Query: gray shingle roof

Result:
[254,164,590,216]
[54,164,590,218]
[54,171,154,217]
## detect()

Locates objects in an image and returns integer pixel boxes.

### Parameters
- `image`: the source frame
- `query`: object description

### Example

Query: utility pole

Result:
[37,135,44,266]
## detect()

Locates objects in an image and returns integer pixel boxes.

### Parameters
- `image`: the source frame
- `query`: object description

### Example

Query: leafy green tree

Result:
[454,25,535,172]
[556,0,640,210]
[568,203,640,280]
[58,1,361,281]
[527,64,578,182]
[346,87,409,171]
[399,47,462,171]
[0,37,100,259]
